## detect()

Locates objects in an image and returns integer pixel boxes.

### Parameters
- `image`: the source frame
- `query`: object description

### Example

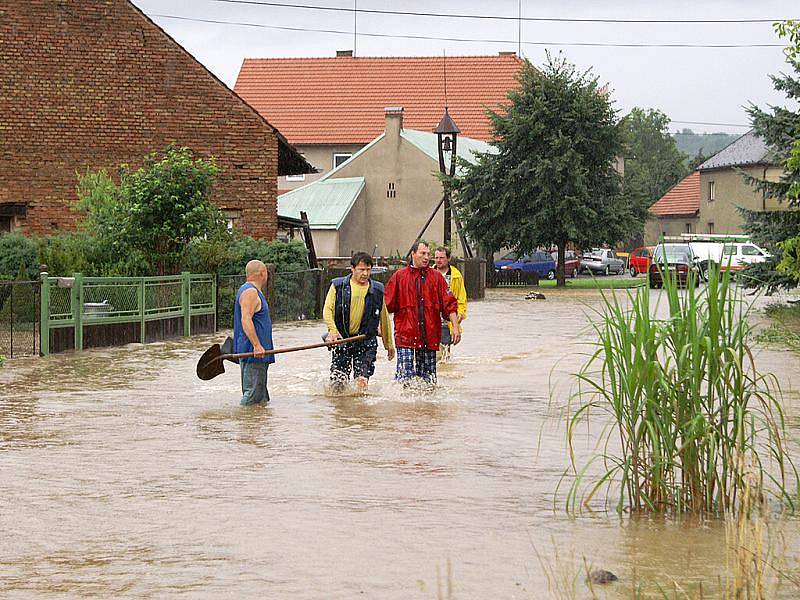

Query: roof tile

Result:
[234,55,522,144]
[649,172,700,217]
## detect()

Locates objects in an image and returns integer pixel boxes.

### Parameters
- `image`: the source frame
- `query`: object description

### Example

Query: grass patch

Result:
[757,303,800,352]
[540,277,644,290]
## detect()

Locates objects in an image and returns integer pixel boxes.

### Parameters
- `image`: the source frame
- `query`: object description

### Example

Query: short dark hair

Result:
[410,240,429,254]
[434,246,451,258]
[351,252,373,267]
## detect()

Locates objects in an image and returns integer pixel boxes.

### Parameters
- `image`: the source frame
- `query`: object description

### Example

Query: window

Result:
[685,223,693,233]
[223,209,242,233]
[386,182,396,198]
[333,153,352,168]
[722,245,736,256]
[707,222,715,234]
[742,245,761,256]
[708,181,716,202]
[0,216,11,233]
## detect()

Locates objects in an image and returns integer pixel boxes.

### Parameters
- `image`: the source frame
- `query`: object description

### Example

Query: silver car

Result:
[580,248,625,275]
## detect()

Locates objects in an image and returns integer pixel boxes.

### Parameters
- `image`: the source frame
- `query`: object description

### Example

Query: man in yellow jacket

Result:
[434,247,467,360]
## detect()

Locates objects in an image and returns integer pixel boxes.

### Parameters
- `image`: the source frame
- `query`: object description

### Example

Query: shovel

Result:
[196,334,367,380]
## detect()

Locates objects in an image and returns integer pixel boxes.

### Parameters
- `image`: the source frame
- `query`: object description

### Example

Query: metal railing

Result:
[0,279,40,358]
[40,272,215,355]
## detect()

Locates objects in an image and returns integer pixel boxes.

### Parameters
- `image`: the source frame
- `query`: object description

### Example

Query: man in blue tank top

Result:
[233,260,275,405]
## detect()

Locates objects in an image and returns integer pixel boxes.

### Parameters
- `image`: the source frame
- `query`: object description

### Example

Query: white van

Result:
[666,235,771,275]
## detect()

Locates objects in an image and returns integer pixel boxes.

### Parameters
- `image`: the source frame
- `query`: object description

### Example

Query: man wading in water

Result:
[233,260,274,405]
[323,252,395,392]
[385,241,459,386]
[433,246,467,361]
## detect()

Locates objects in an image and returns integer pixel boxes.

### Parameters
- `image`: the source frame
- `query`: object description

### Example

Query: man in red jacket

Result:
[385,241,460,386]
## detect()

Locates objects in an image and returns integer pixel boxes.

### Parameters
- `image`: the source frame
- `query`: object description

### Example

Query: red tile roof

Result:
[234,55,523,145]
[649,171,700,217]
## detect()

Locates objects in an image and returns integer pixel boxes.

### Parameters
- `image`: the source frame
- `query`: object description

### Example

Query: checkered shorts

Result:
[330,337,378,382]
[395,347,438,385]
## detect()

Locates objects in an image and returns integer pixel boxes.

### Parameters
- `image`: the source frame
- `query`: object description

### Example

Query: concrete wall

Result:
[1,0,280,240]
[698,167,785,234]
[279,144,365,191]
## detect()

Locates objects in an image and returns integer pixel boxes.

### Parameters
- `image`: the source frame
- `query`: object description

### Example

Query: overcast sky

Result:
[132,0,798,134]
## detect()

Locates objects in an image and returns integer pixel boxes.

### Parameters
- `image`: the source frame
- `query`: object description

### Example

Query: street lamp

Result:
[434,107,460,246]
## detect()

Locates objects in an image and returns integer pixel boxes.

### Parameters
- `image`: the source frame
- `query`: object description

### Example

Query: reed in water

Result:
[566,263,798,515]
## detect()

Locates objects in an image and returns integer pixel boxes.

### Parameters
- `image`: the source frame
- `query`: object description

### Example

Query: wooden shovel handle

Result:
[221,334,367,361]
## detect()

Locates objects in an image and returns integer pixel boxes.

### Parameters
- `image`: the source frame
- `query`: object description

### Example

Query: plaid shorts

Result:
[330,337,378,382]
[395,347,437,385]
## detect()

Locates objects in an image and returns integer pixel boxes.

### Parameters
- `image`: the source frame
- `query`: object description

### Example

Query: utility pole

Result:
[353,0,357,57]
[518,0,522,57]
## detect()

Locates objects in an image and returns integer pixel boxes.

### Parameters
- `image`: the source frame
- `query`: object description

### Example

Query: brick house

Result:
[0,0,311,238]
[233,52,522,191]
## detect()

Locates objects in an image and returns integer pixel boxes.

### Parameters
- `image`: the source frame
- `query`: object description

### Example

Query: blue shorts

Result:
[395,347,437,385]
[330,337,379,382]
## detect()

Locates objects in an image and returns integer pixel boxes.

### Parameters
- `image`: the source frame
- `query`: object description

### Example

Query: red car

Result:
[551,250,581,278]
[628,246,654,277]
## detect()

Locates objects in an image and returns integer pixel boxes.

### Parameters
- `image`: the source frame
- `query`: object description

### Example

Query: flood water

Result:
[2,287,799,598]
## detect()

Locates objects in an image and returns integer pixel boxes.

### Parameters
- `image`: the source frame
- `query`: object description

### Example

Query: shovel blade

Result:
[197,344,226,380]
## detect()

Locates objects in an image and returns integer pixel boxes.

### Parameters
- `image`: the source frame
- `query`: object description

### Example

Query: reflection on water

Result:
[1,287,799,598]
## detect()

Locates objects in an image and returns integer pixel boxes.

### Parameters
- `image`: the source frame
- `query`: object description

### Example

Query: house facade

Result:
[277,108,495,257]
[233,52,522,192]
[646,131,787,244]
[0,0,310,238]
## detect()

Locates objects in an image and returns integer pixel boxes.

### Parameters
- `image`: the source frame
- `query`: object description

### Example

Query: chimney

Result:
[499,51,517,57]
[336,50,354,57]
[384,107,404,140]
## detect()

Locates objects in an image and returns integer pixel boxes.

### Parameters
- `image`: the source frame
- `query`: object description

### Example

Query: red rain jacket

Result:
[385,265,458,350]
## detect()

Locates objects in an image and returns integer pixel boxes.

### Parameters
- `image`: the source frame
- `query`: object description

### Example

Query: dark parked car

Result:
[550,250,581,278]
[501,251,557,279]
[648,243,700,288]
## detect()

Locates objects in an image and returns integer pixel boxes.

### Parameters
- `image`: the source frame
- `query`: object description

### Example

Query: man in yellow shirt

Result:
[324,252,395,391]
[434,247,467,360]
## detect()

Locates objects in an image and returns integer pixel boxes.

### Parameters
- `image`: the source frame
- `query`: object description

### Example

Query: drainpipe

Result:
[762,166,768,210]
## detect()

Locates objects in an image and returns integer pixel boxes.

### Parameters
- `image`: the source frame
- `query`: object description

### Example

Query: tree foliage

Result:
[620,108,688,209]
[447,54,639,286]
[0,234,39,280]
[741,21,800,288]
[76,145,225,275]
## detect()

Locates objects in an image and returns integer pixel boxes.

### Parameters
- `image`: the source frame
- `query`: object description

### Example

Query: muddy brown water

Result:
[2,288,799,598]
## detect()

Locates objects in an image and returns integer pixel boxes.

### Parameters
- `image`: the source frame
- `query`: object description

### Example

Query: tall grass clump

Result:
[566,265,798,514]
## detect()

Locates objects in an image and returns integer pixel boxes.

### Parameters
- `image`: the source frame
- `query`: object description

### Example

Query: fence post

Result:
[72,273,83,352]
[39,272,50,356]
[139,279,146,344]
[182,271,191,337]
[211,273,217,331]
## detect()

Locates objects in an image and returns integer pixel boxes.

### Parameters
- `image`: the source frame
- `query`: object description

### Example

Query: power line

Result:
[671,121,751,128]
[150,13,785,48]
[202,0,796,25]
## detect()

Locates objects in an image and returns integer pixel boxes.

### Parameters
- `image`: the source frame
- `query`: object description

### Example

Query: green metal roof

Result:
[277,177,365,229]
[400,129,497,174]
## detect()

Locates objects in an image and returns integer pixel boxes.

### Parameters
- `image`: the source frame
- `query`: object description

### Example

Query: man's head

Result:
[245,259,268,290]
[410,241,430,269]
[350,251,373,285]
[434,246,451,272]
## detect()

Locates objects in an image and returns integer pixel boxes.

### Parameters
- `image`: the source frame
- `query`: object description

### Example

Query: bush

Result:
[36,232,149,277]
[186,231,308,276]
[0,233,39,280]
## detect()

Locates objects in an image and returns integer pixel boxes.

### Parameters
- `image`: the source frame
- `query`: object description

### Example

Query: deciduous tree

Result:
[447,55,641,287]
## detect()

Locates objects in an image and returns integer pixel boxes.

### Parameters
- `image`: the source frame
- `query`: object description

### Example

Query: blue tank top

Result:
[233,282,275,364]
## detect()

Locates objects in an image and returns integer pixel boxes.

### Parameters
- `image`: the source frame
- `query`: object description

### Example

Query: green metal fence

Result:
[40,272,215,355]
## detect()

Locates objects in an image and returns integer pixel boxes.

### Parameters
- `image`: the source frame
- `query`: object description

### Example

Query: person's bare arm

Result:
[449,312,461,345]
[239,288,266,357]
